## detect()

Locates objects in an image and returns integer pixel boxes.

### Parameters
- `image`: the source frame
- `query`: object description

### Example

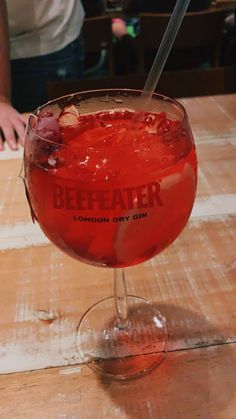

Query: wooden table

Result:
[0,94,236,418]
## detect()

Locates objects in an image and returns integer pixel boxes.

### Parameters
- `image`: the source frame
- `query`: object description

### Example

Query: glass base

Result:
[77,296,167,380]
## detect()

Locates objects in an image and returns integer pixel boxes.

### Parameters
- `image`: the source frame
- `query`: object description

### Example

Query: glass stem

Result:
[114,268,129,329]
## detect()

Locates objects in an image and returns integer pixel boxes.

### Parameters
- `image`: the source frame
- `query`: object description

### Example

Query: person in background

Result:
[82,0,138,75]
[112,17,138,74]
[123,0,213,72]
[113,0,212,74]
[0,0,85,151]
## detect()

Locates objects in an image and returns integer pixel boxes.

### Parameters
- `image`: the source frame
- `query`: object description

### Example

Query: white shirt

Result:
[7,0,85,59]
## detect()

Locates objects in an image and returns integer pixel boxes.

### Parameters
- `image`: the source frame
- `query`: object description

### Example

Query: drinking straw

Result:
[140,0,191,103]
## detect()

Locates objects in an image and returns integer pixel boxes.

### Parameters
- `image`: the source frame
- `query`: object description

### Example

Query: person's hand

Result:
[112,18,128,40]
[0,99,28,151]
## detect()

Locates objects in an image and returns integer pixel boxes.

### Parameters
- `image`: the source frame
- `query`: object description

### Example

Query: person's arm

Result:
[0,0,27,151]
[0,0,10,102]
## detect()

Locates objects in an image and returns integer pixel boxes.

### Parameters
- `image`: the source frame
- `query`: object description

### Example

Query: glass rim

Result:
[27,88,189,150]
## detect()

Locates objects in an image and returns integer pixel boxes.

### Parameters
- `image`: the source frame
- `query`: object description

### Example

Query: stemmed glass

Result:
[23,89,197,380]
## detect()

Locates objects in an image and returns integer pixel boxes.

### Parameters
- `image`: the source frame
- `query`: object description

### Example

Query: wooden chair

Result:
[47,66,236,100]
[47,10,235,100]
[138,9,227,74]
[82,16,115,77]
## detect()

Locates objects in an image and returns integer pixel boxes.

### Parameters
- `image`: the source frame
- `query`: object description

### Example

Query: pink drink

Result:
[25,107,197,267]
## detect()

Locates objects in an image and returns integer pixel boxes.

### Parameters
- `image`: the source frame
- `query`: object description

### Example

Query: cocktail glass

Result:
[23,89,197,380]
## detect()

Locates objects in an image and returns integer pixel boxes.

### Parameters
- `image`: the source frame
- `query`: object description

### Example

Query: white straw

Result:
[141,0,191,103]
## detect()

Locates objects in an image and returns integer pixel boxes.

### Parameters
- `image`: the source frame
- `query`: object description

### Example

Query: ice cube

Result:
[58,113,78,128]
[58,104,80,128]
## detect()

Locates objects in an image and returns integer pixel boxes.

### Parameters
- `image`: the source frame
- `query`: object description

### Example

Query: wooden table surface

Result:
[0,94,236,418]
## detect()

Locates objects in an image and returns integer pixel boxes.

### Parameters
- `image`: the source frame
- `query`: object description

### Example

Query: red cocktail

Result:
[24,90,197,379]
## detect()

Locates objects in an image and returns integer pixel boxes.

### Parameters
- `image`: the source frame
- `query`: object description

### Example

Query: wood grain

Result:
[0,344,236,419]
